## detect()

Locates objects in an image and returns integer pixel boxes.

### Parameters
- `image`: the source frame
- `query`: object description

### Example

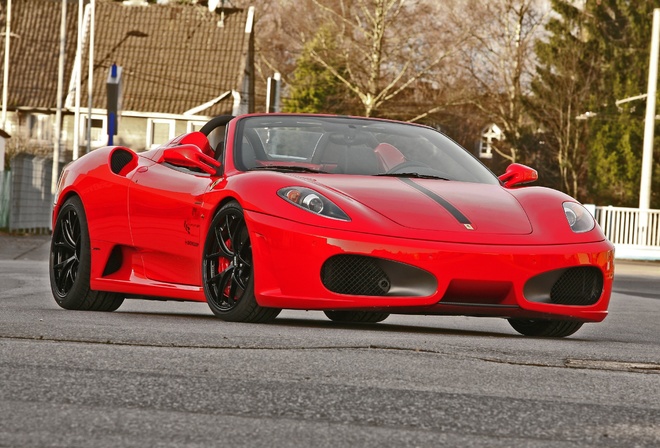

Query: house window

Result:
[147,119,175,148]
[187,121,207,133]
[479,123,502,159]
[27,114,52,142]
[81,116,107,148]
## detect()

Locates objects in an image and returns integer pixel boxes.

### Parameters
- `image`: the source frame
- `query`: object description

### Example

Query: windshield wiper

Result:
[249,165,329,174]
[375,172,450,181]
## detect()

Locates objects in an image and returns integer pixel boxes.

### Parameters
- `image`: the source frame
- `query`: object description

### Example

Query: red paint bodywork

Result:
[53,114,614,322]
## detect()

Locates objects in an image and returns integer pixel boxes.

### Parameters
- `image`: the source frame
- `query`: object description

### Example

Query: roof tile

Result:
[1,0,251,116]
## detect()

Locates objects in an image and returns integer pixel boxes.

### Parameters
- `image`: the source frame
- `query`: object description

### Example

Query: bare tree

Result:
[528,10,601,200]
[283,0,470,117]
[458,0,550,163]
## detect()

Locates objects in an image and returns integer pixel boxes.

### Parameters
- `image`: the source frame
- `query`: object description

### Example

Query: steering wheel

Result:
[199,115,235,136]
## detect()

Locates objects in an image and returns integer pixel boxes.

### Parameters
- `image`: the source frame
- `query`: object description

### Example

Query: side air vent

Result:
[110,148,136,175]
[102,245,123,276]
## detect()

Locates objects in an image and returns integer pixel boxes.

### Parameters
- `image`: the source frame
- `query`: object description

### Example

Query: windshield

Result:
[233,115,499,185]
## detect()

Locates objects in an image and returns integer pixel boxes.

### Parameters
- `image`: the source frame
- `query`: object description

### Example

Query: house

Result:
[0,0,255,160]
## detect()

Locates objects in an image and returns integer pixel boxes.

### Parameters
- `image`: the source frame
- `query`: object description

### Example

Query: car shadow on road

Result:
[114,307,516,337]
[269,316,518,339]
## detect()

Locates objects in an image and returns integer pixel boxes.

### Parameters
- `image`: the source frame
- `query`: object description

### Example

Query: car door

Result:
[128,159,215,286]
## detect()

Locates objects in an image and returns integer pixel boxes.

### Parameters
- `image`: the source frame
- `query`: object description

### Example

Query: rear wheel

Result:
[202,201,281,323]
[49,196,124,311]
[324,310,389,324]
[507,318,583,338]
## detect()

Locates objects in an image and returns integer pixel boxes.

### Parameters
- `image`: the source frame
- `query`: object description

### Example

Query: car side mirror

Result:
[498,163,538,188]
[159,144,221,175]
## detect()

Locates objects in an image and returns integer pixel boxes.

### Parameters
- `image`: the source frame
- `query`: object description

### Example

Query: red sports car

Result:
[50,114,614,337]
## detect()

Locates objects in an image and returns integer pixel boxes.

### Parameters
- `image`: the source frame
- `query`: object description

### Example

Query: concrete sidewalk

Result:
[0,233,51,261]
[0,232,657,277]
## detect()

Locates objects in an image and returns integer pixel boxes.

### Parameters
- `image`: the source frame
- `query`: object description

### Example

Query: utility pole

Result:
[73,0,83,160]
[52,0,67,194]
[638,8,660,245]
[1,0,11,174]
[640,8,659,212]
[2,0,11,129]
[87,0,95,154]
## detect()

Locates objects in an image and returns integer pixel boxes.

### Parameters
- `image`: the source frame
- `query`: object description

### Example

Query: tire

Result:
[202,201,281,323]
[507,318,583,338]
[49,196,124,311]
[324,310,390,324]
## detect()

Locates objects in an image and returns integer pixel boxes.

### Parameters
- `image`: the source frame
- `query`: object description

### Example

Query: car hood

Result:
[313,176,532,235]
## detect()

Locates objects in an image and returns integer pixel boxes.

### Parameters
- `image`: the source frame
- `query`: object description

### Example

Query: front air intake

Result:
[321,255,438,297]
[524,266,604,305]
[321,255,390,296]
[550,266,603,305]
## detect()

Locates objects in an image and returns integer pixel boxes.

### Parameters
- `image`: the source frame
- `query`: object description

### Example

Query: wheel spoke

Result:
[206,263,231,288]
[213,226,231,259]
[219,266,237,307]
[204,249,224,260]
[205,263,239,310]
[62,211,79,249]
[206,270,223,287]
[236,237,252,270]
[54,255,77,272]
[227,273,239,304]
[226,214,244,253]
[55,255,78,291]
[231,221,251,291]
[233,269,248,290]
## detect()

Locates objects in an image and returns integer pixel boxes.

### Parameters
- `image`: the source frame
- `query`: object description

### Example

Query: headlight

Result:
[278,187,350,221]
[563,202,595,233]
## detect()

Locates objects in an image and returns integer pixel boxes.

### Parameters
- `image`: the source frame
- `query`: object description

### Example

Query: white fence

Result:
[593,206,660,260]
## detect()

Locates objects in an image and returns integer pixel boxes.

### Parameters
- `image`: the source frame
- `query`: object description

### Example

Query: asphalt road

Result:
[0,235,659,447]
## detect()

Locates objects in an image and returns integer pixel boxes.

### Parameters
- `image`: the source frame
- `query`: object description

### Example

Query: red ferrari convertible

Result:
[50,114,614,337]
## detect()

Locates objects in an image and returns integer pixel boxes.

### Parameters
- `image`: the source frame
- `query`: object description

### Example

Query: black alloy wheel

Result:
[49,196,124,311]
[51,203,82,298]
[202,201,280,322]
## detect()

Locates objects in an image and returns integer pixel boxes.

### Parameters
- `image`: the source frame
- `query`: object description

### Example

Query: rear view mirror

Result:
[159,145,221,175]
[498,163,538,188]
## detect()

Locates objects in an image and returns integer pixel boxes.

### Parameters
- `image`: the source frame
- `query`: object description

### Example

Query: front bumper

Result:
[246,211,614,322]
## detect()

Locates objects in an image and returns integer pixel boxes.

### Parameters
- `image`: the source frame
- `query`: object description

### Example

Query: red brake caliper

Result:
[219,238,232,296]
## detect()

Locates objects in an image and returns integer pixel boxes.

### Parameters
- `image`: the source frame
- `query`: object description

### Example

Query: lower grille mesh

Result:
[550,267,603,305]
[321,255,390,296]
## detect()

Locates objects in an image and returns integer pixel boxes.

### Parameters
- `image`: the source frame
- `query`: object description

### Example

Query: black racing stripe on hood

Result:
[398,178,471,225]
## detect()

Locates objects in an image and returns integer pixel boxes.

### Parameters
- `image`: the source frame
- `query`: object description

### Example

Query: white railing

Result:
[592,206,660,260]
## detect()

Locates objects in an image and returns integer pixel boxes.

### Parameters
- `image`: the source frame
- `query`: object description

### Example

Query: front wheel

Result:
[507,318,583,338]
[202,201,281,323]
[49,196,124,311]
[324,310,390,324]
